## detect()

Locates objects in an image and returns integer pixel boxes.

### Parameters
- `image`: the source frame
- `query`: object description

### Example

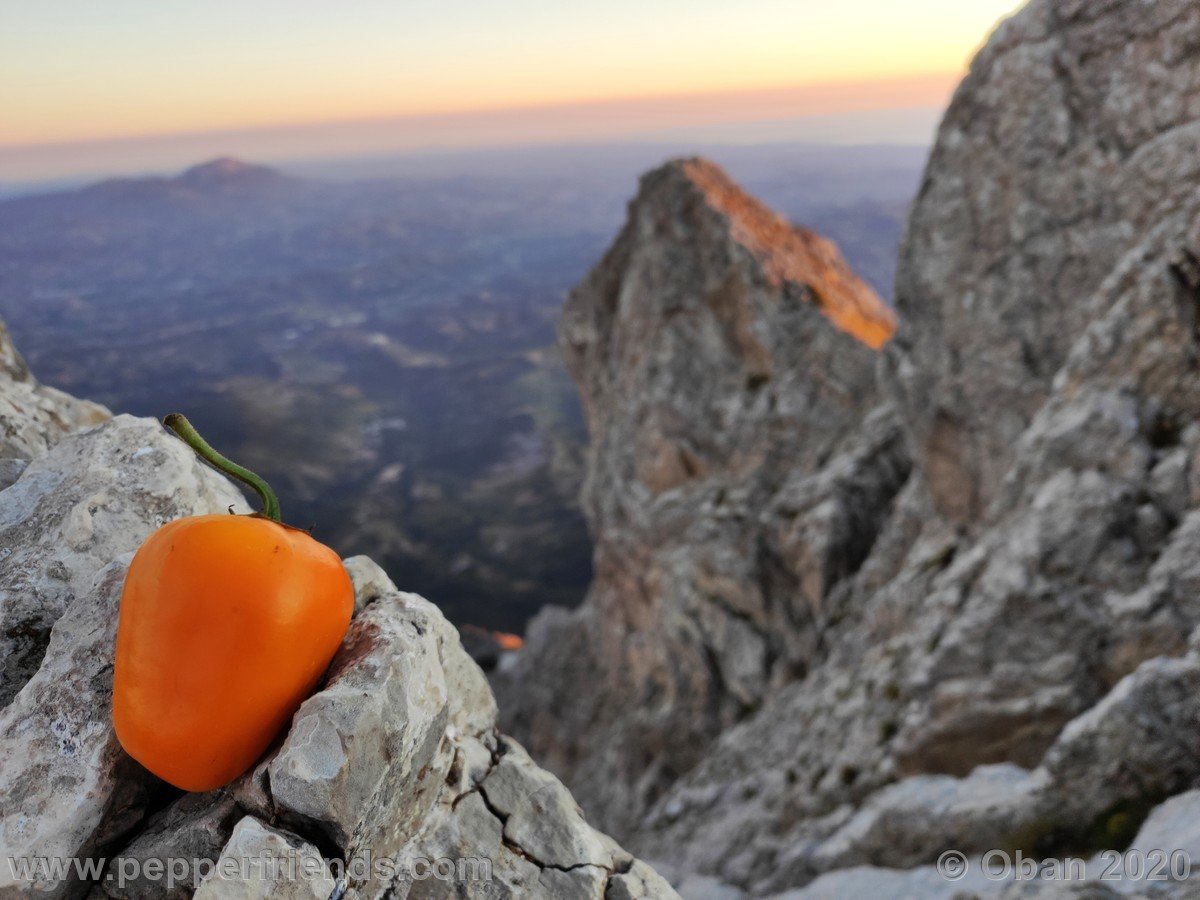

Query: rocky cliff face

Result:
[0,343,674,897]
[890,0,1200,526]
[496,158,906,835]
[502,0,1200,895]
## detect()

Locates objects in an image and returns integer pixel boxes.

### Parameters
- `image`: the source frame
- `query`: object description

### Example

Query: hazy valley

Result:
[0,145,921,634]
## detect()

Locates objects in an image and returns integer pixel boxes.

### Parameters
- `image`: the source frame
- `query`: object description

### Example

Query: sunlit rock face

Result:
[501,0,1200,895]
[497,157,907,837]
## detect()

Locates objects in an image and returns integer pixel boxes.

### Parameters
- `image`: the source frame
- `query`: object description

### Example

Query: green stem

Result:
[163,413,282,523]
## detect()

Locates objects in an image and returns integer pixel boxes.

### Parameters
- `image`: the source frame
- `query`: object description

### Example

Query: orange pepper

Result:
[112,414,353,791]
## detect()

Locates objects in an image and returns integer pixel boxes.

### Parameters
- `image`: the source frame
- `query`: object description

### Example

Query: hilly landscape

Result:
[0,146,921,634]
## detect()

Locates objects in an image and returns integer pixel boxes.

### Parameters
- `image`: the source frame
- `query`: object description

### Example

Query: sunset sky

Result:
[1,0,1022,181]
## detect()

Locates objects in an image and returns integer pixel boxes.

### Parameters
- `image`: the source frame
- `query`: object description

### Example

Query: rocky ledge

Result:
[0,319,676,899]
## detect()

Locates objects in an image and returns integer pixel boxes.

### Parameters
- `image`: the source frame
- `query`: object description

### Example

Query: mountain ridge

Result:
[497,155,905,840]
[501,0,1200,895]
[70,156,293,204]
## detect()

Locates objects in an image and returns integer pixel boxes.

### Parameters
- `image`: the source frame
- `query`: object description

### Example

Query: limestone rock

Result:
[104,793,244,899]
[0,317,109,464]
[775,864,1004,900]
[478,740,625,871]
[887,0,1200,522]
[265,591,461,898]
[342,554,398,614]
[398,733,657,899]
[0,415,248,707]
[193,818,334,900]
[496,157,902,837]
[0,323,672,899]
[808,764,1044,872]
[1122,789,1200,868]
[607,861,682,900]
[0,561,151,899]
[500,1,1200,895]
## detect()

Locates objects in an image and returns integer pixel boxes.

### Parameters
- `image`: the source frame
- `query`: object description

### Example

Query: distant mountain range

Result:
[78,157,292,201]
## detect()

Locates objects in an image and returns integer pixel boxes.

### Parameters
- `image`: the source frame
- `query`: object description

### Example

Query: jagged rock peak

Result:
[673,158,896,349]
[499,155,910,839]
[633,158,897,348]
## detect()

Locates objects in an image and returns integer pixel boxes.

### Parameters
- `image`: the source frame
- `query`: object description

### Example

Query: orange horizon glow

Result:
[3,71,959,149]
[2,1,1023,151]
[1,72,961,152]
[0,72,955,183]
[1,69,965,150]
[2,64,970,150]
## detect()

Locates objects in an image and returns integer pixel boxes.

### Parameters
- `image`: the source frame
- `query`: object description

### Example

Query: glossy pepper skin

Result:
[112,513,353,791]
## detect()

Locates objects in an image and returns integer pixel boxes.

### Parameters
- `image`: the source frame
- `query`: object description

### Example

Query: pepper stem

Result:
[163,413,282,523]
